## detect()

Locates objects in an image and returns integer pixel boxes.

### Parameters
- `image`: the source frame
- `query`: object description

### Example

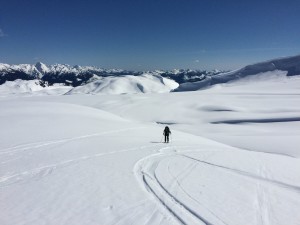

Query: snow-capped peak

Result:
[35,62,49,74]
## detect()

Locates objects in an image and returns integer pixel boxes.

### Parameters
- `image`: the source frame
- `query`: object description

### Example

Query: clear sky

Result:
[0,0,300,70]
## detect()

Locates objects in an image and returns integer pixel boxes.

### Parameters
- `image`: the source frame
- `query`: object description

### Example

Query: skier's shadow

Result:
[150,141,163,143]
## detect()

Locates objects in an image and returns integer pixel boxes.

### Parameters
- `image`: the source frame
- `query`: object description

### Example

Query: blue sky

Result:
[0,0,300,70]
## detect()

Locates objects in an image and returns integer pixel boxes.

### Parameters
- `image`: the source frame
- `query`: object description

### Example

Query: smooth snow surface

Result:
[1,71,300,225]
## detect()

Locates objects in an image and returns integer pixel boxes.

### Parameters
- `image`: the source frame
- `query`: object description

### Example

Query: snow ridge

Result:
[174,54,300,92]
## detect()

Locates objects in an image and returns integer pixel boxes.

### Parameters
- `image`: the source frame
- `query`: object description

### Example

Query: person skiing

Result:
[163,126,171,143]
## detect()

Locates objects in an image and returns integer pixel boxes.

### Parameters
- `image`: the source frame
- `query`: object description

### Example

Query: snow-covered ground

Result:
[0,79,72,97]
[1,71,300,225]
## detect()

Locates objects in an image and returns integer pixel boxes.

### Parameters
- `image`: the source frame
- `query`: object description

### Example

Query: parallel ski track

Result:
[0,127,156,188]
[180,154,300,193]
[135,144,300,225]
[0,142,161,188]
[135,148,214,225]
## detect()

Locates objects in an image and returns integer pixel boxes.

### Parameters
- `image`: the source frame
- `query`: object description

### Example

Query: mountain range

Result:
[0,62,223,87]
[0,54,299,93]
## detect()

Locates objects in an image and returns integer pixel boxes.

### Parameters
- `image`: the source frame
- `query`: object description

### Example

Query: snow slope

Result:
[66,74,179,94]
[1,70,300,225]
[0,75,178,96]
[175,54,300,91]
[68,72,299,157]
[1,97,300,225]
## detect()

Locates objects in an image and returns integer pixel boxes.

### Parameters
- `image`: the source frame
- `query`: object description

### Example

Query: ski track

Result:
[134,144,300,225]
[166,160,197,197]
[255,165,272,225]
[135,147,212,225]
[3,126,299,224]
[167,161,230,225]
[0,142,161,188]
[106,199,172,225]
[180,154,300,194]
[152,172,216,225]
[0,127,146,155]
[141,172,190,225]
[143,209,161,225]
[113,203,146,225]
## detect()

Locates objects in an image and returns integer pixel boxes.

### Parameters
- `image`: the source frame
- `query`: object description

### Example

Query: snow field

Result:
[1,72,300,225]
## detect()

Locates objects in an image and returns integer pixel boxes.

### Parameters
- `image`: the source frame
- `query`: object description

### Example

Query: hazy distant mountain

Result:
[149,69,224,84]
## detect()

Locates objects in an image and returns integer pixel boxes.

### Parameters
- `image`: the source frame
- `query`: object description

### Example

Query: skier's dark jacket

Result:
[163,126,171,136]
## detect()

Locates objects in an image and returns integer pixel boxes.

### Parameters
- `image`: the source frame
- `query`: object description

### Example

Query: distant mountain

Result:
[0,62,142,86]
[174,54,300,92]
[0,62,223,86]
[1,54,299,93]
[149,69,224,84]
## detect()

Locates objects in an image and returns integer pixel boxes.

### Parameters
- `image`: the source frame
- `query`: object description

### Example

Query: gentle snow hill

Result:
[174,54,300,92]
[66,74,179,94]
[0,79,72,96]
[0,79,45,94]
